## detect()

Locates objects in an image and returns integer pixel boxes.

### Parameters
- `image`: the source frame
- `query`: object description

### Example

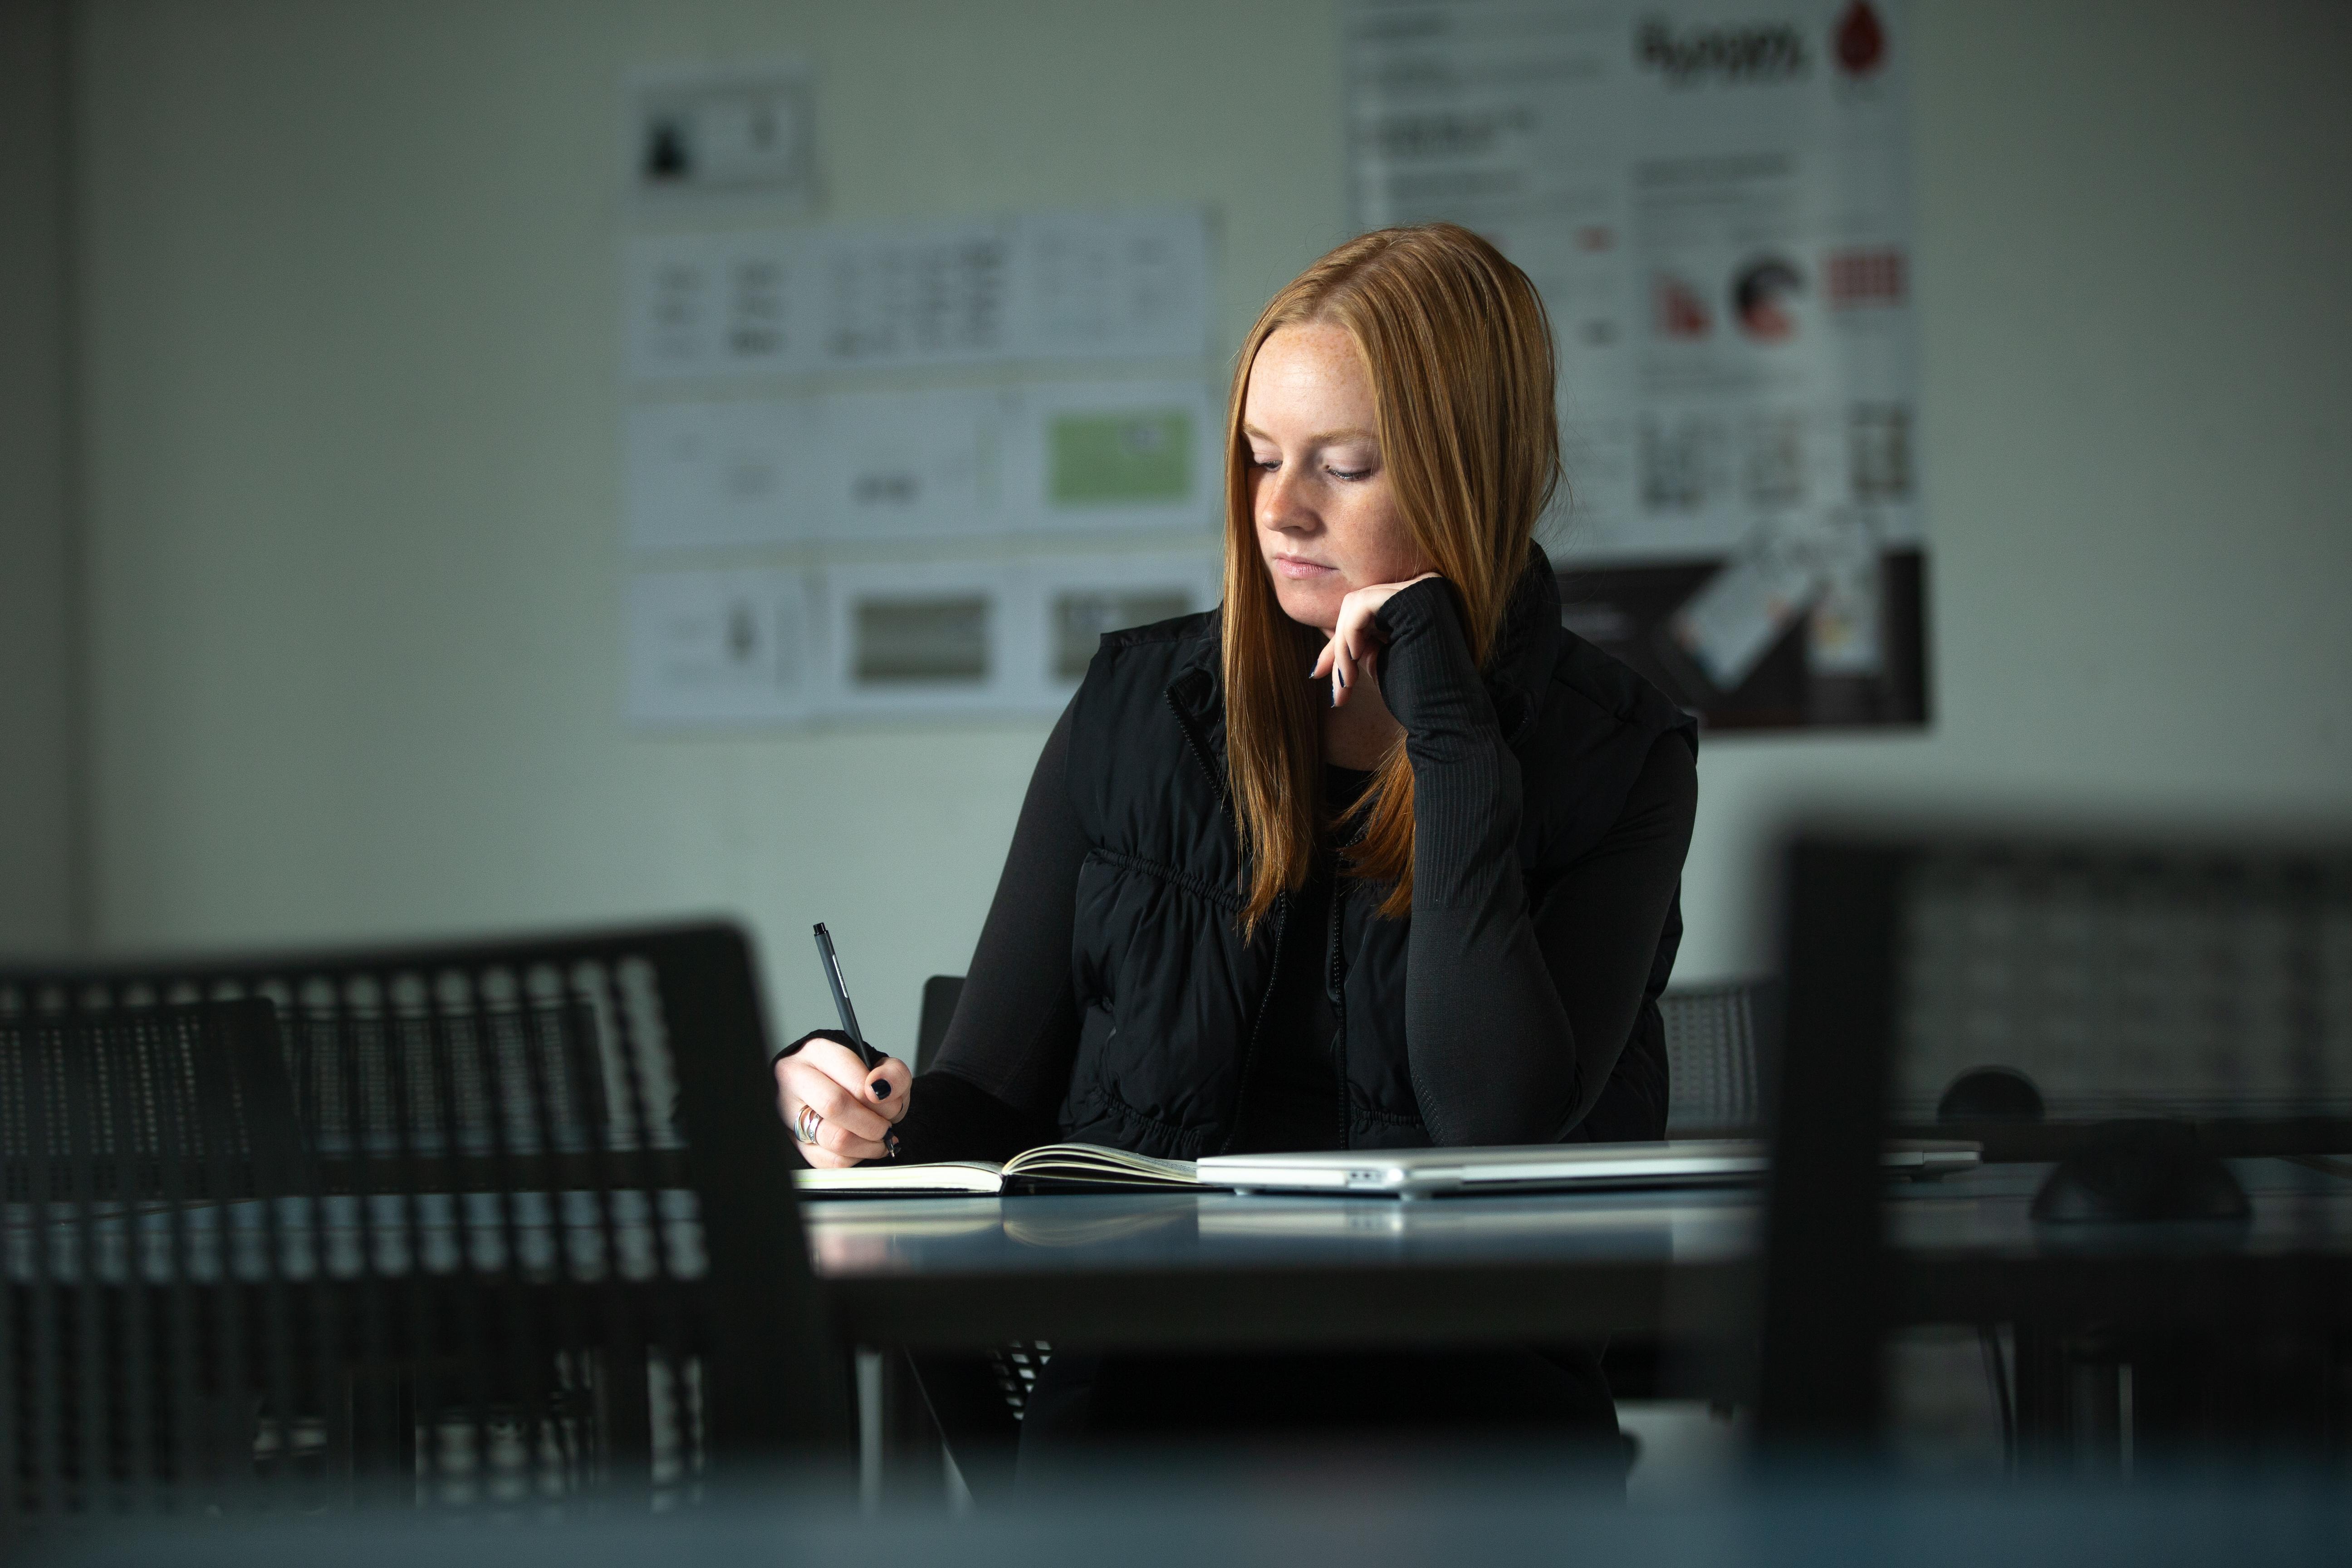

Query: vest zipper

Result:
[1215,891,1285,1156]
[1328,878,1349,1150]
[1164,680,1283,1155]
[1163,684,1225,804]
[1327,784,1376,1153]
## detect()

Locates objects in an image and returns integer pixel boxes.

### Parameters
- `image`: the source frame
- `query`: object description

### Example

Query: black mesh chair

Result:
[912,976,964,1076]
[0,995,310,1208]
[1756,828,2352,1457]
[0,997,319,1511]
[1660,978,1780,1136]
[0,921,843,1521]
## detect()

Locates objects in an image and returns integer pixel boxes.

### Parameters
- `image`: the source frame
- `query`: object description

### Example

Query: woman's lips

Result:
[1271,554,1338,581]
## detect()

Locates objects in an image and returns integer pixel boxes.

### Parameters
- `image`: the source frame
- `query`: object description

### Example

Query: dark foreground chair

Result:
[0,921,843,1521]
[0,995,310,1208]
[1756,826,2352,1459]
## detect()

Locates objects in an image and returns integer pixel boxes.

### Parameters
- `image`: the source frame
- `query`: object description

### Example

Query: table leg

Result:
[597,1344,654,1499]
[348,1367,416,1506]
[878,1349,949,1503]
[2012,1326,2124,1476]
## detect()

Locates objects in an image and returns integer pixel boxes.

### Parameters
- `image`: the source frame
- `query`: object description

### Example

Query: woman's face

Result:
[1243,322,1429,635]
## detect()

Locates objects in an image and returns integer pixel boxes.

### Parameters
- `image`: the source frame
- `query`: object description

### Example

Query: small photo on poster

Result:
[1003,382,1224,535]
[809,552,1221,721]
[1018,552,1223,691]
[625,60,817,211]
[814,559,1027,720]
[1049,588,1196,680]
[853,596,992,686]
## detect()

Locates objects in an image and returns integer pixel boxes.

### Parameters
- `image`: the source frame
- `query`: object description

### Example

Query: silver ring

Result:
[796,1103,823,1145]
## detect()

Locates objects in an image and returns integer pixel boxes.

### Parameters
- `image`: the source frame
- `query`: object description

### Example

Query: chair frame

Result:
[0,920,846,1517]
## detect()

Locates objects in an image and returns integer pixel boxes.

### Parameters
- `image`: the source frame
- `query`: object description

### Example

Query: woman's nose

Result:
[1257,465,1315,534]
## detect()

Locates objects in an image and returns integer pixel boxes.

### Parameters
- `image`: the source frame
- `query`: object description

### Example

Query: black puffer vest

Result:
[1056,550,1695,1157]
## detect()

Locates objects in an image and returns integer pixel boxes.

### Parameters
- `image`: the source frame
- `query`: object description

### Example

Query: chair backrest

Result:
[914,975,964,1075]
[0,921,843,1521]
[0,996,310,1205]
[1660,978,1780,1134]
[1755,827,2352,1450]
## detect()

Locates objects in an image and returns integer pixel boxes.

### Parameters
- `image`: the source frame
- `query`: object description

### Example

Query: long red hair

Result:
[1221,225,1561,933]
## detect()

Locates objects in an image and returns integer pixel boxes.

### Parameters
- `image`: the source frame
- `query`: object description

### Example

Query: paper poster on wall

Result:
[624,230,801,381]
[625,382,1220,552]
[625,553,1220,729]
[815,388,1004,541]
[624,568,816,728]
[625,390,1000,551]
[623,397,818,552]
[625,60,818,213]
[814,552,1219,721]
[1019,552,1225,691]
[1001,381,1225,535]
[1346,0,1927,729]
[622,207,1215,383]
[614,187,1223,734]
[1018,209,1219,362]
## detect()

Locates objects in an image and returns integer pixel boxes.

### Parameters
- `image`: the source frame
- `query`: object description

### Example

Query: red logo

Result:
[1836,1,1887,75]
[1652,275,1712,339]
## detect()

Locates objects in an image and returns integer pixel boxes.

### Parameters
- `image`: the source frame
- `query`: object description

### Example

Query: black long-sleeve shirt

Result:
[893,588,1696,1162]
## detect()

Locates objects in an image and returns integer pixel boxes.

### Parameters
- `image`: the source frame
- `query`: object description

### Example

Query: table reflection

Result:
[802,1159,2352,1279]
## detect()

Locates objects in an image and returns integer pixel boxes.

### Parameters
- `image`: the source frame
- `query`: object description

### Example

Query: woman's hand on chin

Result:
[1310,573,1441,708]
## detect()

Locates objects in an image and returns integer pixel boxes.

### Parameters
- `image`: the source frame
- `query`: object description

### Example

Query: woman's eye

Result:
[1328,466,1372,482]
[1251,457,1281,472]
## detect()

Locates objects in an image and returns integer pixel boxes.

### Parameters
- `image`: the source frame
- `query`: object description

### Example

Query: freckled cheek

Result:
[1323,497,1402,585]
[1354,498,1423,581]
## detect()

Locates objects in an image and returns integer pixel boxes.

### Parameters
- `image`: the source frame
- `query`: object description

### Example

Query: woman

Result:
[777,224,1697,1446]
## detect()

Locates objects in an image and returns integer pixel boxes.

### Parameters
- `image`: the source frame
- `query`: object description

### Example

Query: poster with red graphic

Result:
[1347,0,1926,729]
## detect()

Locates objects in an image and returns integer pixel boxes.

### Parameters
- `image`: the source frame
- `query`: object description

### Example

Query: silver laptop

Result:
[1197,1138,1980,1200]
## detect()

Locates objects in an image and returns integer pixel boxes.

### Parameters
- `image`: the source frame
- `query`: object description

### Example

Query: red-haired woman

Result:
[778,225,1697,1455]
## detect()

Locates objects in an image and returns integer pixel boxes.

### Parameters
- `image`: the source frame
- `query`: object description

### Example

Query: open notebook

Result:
[794,1143,1200,1197]
[794,1138,1981,1199]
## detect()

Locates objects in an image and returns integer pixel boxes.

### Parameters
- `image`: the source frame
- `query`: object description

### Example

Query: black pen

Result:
[812,922,900,1157]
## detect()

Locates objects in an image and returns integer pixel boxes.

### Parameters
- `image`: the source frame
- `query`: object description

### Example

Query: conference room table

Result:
[803,1156,2352,1354]
[15,1157,2347,1360]
[12,1157,2347,1457]
[807,1155,2352,1483]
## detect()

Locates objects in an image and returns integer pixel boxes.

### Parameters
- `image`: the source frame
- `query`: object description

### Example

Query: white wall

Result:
[0,0,79,954]
[71,0,2352,1055]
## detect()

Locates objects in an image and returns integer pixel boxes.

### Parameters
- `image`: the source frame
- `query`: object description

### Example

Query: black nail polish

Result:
[870,1078,892,1099]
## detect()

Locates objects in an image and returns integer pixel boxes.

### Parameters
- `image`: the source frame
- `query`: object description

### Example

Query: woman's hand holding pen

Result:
[775,1039,911,1167]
